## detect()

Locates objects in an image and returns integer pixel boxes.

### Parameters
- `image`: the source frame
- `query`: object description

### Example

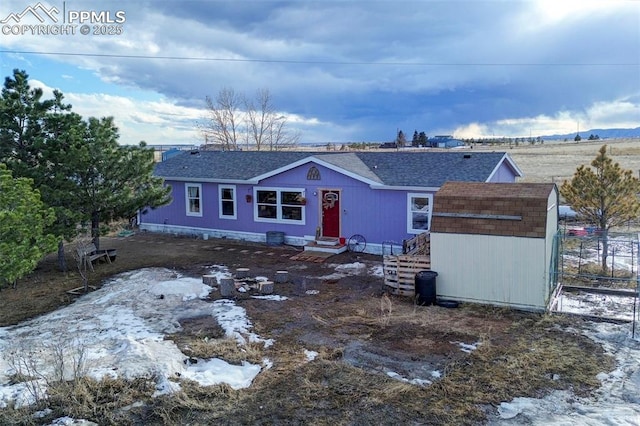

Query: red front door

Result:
[321,190,340,238]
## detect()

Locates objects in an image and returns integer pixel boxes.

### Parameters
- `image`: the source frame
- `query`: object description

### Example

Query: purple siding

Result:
[488,160,518,183]
[140,157,518,250]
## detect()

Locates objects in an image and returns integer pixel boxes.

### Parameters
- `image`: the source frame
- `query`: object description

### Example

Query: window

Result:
[219,185,236,219]
[186,183,203,217]
[255,187,305,224]
[407,193,432,233]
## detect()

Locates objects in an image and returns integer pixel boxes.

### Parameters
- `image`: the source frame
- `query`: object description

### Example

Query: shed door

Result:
[321,190,340,238]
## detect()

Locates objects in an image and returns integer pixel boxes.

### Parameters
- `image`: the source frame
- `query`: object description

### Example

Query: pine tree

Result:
[0,70,171,266]
[418,131,427,147]
[0,165,57,288]
[412,130,419,147]
[560,145,640,272]
[75,117,171,250]
[396,130,407,147]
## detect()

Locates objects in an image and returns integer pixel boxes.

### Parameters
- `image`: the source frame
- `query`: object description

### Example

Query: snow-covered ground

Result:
[491,321,640,425]
[0,267,270,409]
[1,257,640,424]
[491,235,640,424]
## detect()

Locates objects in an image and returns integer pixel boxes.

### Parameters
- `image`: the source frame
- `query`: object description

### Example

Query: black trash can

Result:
[415,271,438,305]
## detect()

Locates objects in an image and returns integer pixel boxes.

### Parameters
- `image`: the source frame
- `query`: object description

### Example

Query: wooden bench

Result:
[76,243,111,271]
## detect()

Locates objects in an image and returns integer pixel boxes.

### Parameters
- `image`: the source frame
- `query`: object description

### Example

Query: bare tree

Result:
[266,111,301,151]
[202,88,300,151]
[245,89,271,151]
[73,237,93,293]
[202,88,243,150]
[245,89,300,150]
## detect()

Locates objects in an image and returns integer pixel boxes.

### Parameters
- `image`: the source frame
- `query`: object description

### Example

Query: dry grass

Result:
[207,313,613,425]
[180,337,265,365]
[411,315,612,424]
[141,380,238,425]
[473,138,640,183]
[0,376,157,426]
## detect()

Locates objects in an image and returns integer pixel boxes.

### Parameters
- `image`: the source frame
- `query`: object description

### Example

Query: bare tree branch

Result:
[201,88,243,150]
[201,88,300,151]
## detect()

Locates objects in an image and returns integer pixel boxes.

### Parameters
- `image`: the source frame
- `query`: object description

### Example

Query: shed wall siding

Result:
[544,190,559,298]
[431,233,547,310]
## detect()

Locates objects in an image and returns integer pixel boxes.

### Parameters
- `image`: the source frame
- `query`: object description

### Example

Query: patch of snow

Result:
[211,299,272,347]
[182,358,262,390]
[153,374,182,397]
[252,295,289,301]
[304,349,318,361]
[556,292,638,321]
[334,262,367,274]
[305,290,320,295]
[316,272,346,280]
[148,277,212,301]
[451,341,480,353]
[34,408,53,418]
[0,268,270,409]
[48,418,98,426]
[490,322,640,424]
[386,371,432,386]
[369,264,384,277]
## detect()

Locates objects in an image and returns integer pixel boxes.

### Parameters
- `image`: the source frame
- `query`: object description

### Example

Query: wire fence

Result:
[560,233,638,285]
[551,230,640,335]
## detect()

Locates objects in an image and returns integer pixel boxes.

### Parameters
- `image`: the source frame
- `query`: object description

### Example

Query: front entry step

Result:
[304,241,347,254]
[315,237,340,246]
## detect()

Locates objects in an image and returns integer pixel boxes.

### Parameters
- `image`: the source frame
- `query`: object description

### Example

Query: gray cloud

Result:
[1,0,637,142]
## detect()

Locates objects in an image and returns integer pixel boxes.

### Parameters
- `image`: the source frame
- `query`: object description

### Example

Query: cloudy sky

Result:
[0,0,638,145]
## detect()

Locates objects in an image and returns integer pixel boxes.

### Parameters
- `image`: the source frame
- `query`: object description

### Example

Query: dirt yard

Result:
[0,232,614,425]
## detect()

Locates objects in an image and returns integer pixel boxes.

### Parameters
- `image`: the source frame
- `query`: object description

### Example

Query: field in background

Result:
[478,138,640,183]
[295,138,640,184]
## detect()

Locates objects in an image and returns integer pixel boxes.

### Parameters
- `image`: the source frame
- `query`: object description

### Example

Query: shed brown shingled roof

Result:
[431,182,557,238]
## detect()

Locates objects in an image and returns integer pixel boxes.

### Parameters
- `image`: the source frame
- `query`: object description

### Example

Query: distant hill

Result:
[543,127,640,140]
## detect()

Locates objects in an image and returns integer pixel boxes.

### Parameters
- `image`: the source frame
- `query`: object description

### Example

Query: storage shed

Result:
[430,182,558,311]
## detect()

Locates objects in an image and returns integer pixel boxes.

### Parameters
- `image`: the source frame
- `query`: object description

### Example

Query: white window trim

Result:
[407,192,433,234]
[219,184,237,220]
[185,183,203,217]
[254,187,306,225]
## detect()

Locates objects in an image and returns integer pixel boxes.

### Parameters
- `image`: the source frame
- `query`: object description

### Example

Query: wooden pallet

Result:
[290,251,333,263]
[383,255,431,296]
[402,232,431,255]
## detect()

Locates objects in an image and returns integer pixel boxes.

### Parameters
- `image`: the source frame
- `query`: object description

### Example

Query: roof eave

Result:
[370,184,440,191]
[156,176,259,184]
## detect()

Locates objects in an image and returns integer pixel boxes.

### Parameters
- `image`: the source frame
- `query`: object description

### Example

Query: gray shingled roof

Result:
[154,150,516,187]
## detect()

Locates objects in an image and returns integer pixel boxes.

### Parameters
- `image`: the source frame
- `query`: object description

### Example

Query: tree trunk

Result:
[91,211,100,251]
[601,230,609,273]
[57,240,67,272]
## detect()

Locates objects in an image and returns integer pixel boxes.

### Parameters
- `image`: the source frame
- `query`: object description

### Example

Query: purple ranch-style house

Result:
[138,150,523,254]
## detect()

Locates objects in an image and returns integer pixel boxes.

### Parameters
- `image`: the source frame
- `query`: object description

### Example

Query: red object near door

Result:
[321,190,340,238]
